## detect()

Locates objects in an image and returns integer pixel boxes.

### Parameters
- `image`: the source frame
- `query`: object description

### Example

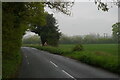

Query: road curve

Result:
[18,47,119,79]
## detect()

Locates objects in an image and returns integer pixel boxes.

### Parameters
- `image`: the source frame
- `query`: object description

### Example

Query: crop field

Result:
[24,44,119,74]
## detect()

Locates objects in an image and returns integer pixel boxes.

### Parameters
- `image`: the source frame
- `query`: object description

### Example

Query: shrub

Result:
[72,44,84,51]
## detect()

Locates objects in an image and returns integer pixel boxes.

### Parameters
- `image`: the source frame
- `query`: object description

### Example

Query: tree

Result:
[59,34,72,44]
[31,13,61,46]
[2,2,46,57]
[3,2,73,58]
[2,2,73,78]
[112,22,120,43]
[94,0,119,11]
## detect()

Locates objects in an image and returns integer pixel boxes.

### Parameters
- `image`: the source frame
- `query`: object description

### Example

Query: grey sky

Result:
[24,2,118,37]
[46,2,118,36]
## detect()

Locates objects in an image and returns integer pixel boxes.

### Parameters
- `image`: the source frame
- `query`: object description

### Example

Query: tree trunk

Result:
[40,36,46,46]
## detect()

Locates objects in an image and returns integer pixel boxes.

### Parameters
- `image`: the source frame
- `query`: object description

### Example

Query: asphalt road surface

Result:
[18,47,119,79]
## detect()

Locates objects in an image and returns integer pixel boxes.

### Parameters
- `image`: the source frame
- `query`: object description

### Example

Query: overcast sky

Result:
[46,2,118,36]
[24,2,118,37]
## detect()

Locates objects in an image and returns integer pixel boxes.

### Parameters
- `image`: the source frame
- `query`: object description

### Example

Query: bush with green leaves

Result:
[72,44,84,51]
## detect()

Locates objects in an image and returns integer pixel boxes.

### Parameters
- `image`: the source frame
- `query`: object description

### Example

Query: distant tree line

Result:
[59,22,119,44]
[59,34,117,44]
[22,35,41,44]
[22,33,118,45]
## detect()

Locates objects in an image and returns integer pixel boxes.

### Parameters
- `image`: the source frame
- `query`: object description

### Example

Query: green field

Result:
[59,44,118,56]
[24,44,119,74]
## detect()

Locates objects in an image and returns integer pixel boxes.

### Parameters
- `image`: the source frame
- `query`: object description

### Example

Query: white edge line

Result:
[62,70,76,80]
[25,55,29,64]
[50,61,58,67]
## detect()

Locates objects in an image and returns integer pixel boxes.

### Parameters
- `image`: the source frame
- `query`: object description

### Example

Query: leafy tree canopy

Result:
[31,13,61,46]
[112,22,120,43]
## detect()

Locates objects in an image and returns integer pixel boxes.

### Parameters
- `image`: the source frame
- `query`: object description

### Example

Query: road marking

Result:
[27,62,29,64]
[25,55,29,64]
[50,61,58,67]
[62,70,76,80]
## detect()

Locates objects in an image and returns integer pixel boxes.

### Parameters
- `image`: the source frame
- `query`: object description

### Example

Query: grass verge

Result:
[2,50,22,78]
[24,44,119,74]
